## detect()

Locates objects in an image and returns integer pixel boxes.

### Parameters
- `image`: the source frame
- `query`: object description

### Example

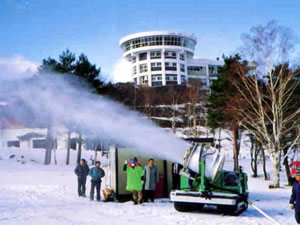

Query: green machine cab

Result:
[170,143,248,215]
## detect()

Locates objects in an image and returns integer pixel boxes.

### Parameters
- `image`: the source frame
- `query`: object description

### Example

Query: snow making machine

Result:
[170,143,248,215]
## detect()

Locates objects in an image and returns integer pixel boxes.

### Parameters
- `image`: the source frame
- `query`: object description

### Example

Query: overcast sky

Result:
[1,0,300,82]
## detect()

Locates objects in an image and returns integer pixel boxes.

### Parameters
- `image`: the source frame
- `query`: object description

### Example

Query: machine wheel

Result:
[217,201,248,216]
[217,205,238,215]
[174,202,204,212]
[193,203,204,211]
[174,202,192,212]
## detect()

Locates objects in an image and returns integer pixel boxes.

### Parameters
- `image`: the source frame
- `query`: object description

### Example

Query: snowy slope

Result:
[0,145,294,225]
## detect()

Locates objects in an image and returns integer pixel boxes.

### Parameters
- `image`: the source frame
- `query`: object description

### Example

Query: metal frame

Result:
[170,191,239,206]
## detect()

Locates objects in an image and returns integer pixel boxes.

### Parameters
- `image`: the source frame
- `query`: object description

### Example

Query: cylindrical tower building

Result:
[119,31,197,87]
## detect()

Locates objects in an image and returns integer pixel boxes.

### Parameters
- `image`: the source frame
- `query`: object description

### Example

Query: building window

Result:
[165,62,177,71]
[134,78,137,84]
[201,80,207,87]
[166,74,178,81]
[140,75,148,85]
[150,51,161,59]
[164,51,176,59]
[7,140,20,147]
[152,81,163,87]
[180,64,185,72]
[139,52,147,61]
[132,57,136,63]
[139,64,148,73]
[151,62,162,71]
[187,66,206,76]
[122,35,195,52]
[32,139,47,149]
[133,66,137,75]
[180,53,185,61]
[181,75,186,84]
[166,81,178,85]
[151,74,162,81]
[164,36,181,46]
[209,65,220,76]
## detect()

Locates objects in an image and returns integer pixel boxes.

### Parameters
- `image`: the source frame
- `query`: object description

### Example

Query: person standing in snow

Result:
[289,169,300,224]
[143,159,160,202]
[123,158,144,205]
[89,161,105,201]
[74,159,89,197]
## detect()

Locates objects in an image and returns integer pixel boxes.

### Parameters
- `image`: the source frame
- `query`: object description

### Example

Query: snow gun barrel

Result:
[180,143,225,182]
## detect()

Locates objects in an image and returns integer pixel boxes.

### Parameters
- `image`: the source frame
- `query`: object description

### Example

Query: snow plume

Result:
[0,55,38,80]
[111,58,132,83]
[0,73,188,162]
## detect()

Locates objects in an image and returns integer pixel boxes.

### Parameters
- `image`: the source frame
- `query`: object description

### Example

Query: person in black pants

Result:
[89,161,105,201]
[74,159,89,197]
[290,170,300,224]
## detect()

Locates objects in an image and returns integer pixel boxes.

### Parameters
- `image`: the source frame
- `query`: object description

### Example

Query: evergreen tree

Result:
[207,54,248,170]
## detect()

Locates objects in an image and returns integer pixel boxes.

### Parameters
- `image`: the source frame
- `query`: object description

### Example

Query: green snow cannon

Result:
[170,143,248,215]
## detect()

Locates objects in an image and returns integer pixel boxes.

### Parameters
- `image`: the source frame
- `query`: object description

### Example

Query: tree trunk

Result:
[218,128,222,152]
[94,139,99,164]
[250,135,257,177]
[261,147,269,180]
[193,107,197,137]
[283,147,293,186]
[76,133,82,165]
[44,126,53,165]
[271,150,280,188]
[66,131,71,165]
[172,108,176,134]
[232,122,240,171]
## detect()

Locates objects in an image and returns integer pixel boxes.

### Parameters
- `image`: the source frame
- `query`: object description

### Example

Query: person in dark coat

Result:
[290,169,300,224]
[74,159,89,197]
[143,159,159,202]
[89,161,105,201]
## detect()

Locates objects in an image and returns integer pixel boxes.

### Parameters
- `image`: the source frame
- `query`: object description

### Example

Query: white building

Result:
[119,31,224,88]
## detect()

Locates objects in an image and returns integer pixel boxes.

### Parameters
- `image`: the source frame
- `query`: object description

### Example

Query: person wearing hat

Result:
[123,158,144,205]
[290,169,300,224]
[89,161,105,201]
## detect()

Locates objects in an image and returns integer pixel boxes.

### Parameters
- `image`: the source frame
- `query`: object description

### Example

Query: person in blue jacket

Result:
[89,161,105,201]
[290,169,300,224]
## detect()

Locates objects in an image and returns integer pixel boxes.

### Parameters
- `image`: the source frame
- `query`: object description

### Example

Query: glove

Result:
[289,204,295,210]
[124,160,127,164]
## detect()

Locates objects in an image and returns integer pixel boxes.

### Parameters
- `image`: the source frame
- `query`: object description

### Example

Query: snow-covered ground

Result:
[0,142,295,225]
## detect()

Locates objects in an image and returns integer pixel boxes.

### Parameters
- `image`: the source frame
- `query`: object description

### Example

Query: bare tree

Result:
[165,86,185,133]
[231,21,300,187]
[76,133,82,165]
[44,125,54,165]
[249,133,269,179]
[141,87,157,119]
[66,130,71,165]
[183,84,205,137]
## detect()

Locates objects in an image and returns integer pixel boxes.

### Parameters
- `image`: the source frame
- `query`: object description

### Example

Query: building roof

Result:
[119,31,197,46]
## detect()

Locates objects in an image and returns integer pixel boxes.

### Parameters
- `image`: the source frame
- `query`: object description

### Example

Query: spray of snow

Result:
[0,55,38,80]
[111,58,132,83]
[0,73,188,163]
